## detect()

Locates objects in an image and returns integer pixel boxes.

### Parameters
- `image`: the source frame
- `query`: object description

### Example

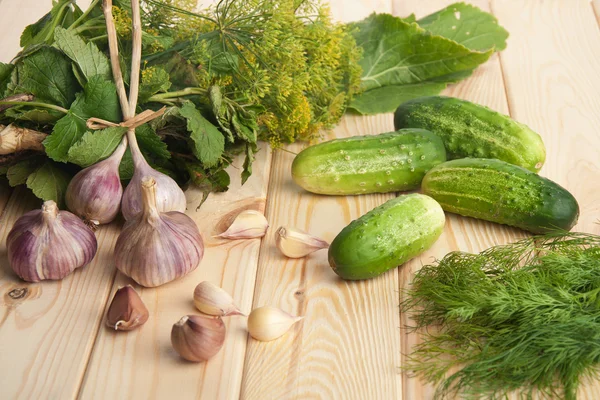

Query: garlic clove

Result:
[7,200,98,282]
[216,210,268,239]
[171,315,226,362]
[275,226,329,258]
[247,306,303,342]
[106,285,149,331]
[66,138,127,226]
[193,281,245,317]
[114,177,204,287]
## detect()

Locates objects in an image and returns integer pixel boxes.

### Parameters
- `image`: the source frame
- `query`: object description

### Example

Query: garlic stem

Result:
[41,200,59,220]
[140,176,160,220]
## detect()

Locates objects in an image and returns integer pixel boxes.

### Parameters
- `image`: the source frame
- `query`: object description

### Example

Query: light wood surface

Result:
[0,0,599,399]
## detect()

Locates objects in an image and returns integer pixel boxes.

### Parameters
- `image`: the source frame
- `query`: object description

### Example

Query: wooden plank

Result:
[391,1,524,399]
[79,149,273,400]
[491,0,600,397]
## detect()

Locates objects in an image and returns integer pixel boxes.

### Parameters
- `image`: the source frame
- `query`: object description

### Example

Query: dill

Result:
[403,232,600,400]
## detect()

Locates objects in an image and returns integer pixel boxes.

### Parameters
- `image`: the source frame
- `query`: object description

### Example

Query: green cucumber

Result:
[394,96,546,172]
[328,194,445,280]
[291,129,446,195]
[422,158,579,234]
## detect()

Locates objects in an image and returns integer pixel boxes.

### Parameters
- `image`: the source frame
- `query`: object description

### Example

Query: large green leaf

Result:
[67,126,127,167]
[6,158,44,187]
[44,76,121,162]
[15,46,80,108]
[0,63,14,97]
[54,27,112,82]
[348,82,447,114]
[26,160,72,207]
[179,101,224,167]
[418,3,508,51]
[351,13,492,92]
[20,0,74,47]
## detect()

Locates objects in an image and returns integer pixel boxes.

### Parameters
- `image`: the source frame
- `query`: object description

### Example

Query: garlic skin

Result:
[275,226,329,258]
[7,201,98,282]
[106,285,149,331]
[0,124,47,155]
[193,281,244,317]
[217,210,269,239]
[66,138,127,226]
[114,177,203,287]
[121,139,186,220]
[171,315,226,362]
[247,306,303,342]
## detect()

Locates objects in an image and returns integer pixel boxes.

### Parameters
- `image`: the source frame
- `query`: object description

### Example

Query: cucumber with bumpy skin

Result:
[422,158,579,234]
[328,194,445,280]
[291,129,446,195]
[394,96,546,172]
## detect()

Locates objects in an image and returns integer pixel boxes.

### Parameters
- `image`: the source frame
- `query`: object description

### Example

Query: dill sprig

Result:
[403,232,600,400]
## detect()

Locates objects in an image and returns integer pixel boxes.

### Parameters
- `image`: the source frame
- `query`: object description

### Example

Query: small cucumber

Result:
[328,194,445,280]
[422,158,579,234]
[291,129,446,195]
[394,96,546,172]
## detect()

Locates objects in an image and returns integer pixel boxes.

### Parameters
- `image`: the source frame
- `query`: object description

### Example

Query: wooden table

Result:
[1,0,599,398]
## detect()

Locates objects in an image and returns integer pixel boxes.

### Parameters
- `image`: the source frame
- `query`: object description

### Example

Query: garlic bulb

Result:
[106,285,149,331]
[114,177,203,287]
[275,226,329,258]
[193,281,244,317]
[65,138,127,226]
[7,200,98,282]
[216,210,269,239]
[121,137,186,220]
[247,306,303,342]
[171,315,226,362]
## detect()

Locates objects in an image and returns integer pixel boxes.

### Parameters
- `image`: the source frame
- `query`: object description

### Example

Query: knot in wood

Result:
[8,288,28,300]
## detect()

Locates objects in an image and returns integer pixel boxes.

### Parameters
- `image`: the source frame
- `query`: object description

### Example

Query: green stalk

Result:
[147,87,207,103]
[68,0,101,31]
[0,101,68,114]
[44,0,73,42]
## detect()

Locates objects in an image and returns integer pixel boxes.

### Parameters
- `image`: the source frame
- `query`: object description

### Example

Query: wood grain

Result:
[79,149,273,400]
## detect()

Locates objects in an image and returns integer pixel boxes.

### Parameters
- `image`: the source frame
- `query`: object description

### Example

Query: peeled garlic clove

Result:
[106,285,149,331]
[7,200,98,282]
[121,140,186,220]
[217,210,268,239]
[247,306,303,342]
[193,281,244,317]
[66,138,127,226]
[275,226,329,258]
[115,177,204,287]
[171,315,226,362]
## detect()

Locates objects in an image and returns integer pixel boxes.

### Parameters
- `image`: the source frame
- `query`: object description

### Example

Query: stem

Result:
[69,0,101,31]
[128,0,143,116]
[126,128,148,168]
[140,176,160,220]
[73,24,106,34]
[0,101,68,114]
[106,135,128,163]
[102,0,130,118]
[89,34,109,42]
[45,1,73,43]
[0,124,47,155]
[147,88,206,102]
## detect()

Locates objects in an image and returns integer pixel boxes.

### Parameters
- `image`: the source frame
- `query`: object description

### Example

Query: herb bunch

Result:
[403,232,600,400]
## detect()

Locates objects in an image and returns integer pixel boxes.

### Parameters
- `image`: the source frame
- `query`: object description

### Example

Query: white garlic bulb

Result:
[114,177,203,287]
[65,138,127,226]
[7,200,98,282]
[121,138,186,220]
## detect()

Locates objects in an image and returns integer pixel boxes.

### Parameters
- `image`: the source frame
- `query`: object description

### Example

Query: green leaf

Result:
[348,82,447,114]
[139,66,172,102]
[418,3,509,51]
[208,85,234,142]
[351,13,492,92]
[67,126,127,167]
[19,0,73,47]
[119,149,135,180]
[135,124,171,161]
[6,158,43,187]
[241,142,257,185]
[403,14,417,23]
[179,101,224,167]
[231,110,258,143]
[16,46,80,108]
[4,108,63,124]
[54,27,112,82]
[0,63,14,96]
[44,76,121,162]
[26,160,72,207]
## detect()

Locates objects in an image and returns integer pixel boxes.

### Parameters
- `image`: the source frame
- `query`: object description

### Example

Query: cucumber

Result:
[328,194,445,280]
[291,129,446,195]
[421,158,579,234]
[394,96,546,172]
